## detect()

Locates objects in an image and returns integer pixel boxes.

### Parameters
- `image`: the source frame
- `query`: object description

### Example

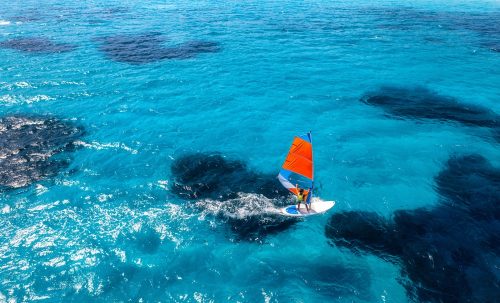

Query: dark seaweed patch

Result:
[481,41,500,53]
[325,154,500,302]
[7,8,45,23]
[171,153,295,241]
[0,116,84,191]
[372,7,500,34]
[10,15,43,22]
[361,86,500,141]
[369,7,500,52]
[0,37,76,53]
[95,33,220,64]
[171,153,287,201]
[97,7,129,16]
[86,6,129,24]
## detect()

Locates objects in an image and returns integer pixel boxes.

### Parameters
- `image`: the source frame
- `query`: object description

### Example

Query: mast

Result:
[307,131,313,204]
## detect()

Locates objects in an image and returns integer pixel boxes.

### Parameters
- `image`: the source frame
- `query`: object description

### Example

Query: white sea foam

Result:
[35,184,48,196]
[0,20,11,26]
[28,199,69,212]
[14,81,32,88]
[157,180,169,190]
[57,179,80,187]
[97,193,113,202]
[262,289,272,303]
[164,203,192,220]
[10,223,43,247]
[33,240,54,250]
[18,259,29,271]
[1,204,11,214]
[31,295,50,301]
[70,248,101,262]
[43,256,66,267]
[74,140,138,154]
[41,80,86,86]
[113,248,126,262]
[0,81,35,89]
[0,95,16,105]
[27,95,54,103]
[132,221,142,232]
[0,94,54,105]
[193,292,203,303]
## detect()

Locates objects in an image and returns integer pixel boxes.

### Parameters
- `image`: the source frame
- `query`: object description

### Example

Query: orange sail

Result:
[278,132,314,204]
[281,136,313,179]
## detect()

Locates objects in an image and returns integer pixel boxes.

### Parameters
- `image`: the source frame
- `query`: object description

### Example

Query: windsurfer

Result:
[296,184,309,212]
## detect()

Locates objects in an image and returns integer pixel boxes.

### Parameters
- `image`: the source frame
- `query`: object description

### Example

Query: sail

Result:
[278,132,314,203]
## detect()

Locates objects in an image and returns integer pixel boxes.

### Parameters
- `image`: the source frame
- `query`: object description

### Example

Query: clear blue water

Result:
[1,0,499,302]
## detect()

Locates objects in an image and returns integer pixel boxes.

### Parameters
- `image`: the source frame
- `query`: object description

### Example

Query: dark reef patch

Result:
[369,7,500,52]
[481,40,500,53]
[86,6,129,24]
[372,7,500,35]
[0,116,84,191]
[171,153,295,241]
[171,153,288,201]
[10,15,43,22]
[95,33,220,64]
[361,86,500,141]
[0,37,76,53]
[325,154,500,302]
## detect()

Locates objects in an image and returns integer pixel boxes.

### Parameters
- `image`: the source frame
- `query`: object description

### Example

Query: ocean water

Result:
[0,0,499,302]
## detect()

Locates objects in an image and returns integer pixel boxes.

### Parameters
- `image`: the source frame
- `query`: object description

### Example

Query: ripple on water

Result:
[0,199,195,300]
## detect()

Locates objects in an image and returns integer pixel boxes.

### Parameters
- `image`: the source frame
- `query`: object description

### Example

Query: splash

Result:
[197,193,282,220]
[171,153,295,241]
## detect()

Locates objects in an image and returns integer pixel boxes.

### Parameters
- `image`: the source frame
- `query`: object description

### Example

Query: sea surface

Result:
[0,0,499,302]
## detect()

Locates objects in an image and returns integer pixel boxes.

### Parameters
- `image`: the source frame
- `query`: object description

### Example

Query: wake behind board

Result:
[281,198,335,217]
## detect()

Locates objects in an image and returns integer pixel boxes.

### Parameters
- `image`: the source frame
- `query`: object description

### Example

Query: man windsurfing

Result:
[295,184,309,212]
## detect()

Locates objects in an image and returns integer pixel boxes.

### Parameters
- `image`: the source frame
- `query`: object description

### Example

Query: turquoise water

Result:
[1,0,499,302]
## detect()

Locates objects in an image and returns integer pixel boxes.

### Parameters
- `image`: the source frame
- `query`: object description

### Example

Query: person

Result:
[295,184,309,212]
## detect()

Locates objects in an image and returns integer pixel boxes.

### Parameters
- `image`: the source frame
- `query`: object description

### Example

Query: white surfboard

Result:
[281,198,335,217]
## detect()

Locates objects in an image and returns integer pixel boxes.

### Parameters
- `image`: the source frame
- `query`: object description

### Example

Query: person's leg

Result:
[297,202,301,210]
